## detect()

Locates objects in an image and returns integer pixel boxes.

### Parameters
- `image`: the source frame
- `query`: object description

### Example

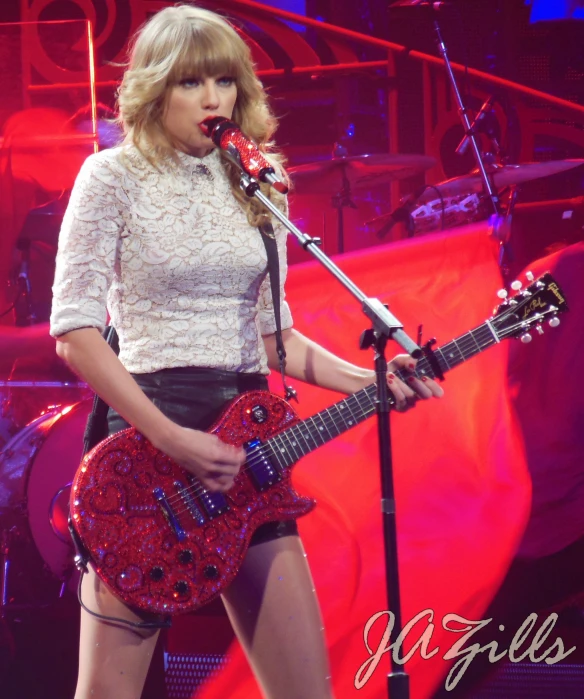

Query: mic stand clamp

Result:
[239,169,420,699]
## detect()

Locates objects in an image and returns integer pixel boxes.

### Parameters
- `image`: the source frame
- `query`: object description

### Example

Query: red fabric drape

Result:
[509,242,584,559]
[197,223,531,699]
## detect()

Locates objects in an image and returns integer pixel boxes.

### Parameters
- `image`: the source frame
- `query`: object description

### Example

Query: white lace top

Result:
[50,145,292,375]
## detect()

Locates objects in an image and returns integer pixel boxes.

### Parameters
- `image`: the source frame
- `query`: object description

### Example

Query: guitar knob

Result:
[178,549,193,564]
[520,333,532,344]
[150,566,164,581]
[204,565,219,580]
[174,580,189,595]
[549,317,560,328]
[511,280,522,291]
[497,289,508,299]
[525,271,534,281]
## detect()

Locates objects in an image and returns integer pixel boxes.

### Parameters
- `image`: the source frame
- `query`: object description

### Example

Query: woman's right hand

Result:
[157,426,246,493]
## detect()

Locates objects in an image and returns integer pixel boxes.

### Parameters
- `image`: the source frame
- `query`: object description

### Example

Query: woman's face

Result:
[162,74,238,157]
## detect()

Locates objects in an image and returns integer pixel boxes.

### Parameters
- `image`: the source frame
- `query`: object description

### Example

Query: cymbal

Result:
[418,160,584,203]
[289,154,437,194]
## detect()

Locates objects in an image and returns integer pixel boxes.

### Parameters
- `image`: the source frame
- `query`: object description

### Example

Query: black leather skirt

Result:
[107,366,298,546]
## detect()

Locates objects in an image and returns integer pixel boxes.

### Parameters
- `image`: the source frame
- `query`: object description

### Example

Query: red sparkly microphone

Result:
[200,116,288,194]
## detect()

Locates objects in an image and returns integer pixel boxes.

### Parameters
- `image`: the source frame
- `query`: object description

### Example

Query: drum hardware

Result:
[414,160,584,204]
[289,152,436,252]
[455,95,499,157]
[489,185,519,281]
[0,402,90,611]
[14,239,36,327]
[391,0,449,7]
[369,158,584,240]
[371,184,443,239]
[1,526,15,616]
[0,381,88,388]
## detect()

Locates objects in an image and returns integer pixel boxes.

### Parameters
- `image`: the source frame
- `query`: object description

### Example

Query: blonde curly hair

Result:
[117,4,286,225]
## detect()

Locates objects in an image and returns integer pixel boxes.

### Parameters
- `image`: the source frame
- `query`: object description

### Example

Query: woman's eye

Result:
[217,77,235,86]
[180,78,201,88]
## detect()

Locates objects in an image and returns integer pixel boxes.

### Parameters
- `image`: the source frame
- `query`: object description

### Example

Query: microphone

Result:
[200,116,288,194]
[456,95,495,156]
[376,185,428,239]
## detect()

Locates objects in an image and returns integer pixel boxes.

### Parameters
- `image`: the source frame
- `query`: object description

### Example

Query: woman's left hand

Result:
[388,354,444,411]
[360,354,444,412]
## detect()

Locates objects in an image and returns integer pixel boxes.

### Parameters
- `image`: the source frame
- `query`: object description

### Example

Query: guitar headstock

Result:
[490,272,568,343]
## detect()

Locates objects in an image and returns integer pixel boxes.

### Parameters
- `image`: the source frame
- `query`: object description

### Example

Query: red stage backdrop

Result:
[197,223,531,699]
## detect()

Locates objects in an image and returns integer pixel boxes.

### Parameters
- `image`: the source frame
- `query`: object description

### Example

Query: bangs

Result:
[167,21,244,84]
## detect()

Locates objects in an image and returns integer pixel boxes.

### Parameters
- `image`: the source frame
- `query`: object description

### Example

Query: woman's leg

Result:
[74,567,160,699]
[221,534,333,699]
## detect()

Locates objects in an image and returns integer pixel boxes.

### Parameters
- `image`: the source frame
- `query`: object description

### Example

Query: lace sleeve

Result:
[257,209,293,336]
[50,151,125,337]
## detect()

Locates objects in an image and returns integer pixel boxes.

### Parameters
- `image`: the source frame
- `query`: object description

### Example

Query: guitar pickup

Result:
[245,439,282,492]
[153,487,186,541]
[174,480,206,526]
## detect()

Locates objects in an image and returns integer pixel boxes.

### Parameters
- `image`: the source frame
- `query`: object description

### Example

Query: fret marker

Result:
[319,427,324,431]
[348,420,353,425]
[280,448,285,453]
[449,353,454,358]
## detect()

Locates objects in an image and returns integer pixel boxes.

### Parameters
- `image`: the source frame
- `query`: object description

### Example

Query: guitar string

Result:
[167,390,381,518]
[166,323,505,516]
[110,318,514,521]
[167,394,378,517]
[164,323,503,514]
[118,300,553,518]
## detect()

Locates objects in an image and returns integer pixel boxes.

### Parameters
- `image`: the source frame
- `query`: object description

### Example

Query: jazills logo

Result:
[522,298,546,320]
[548,282,565,305]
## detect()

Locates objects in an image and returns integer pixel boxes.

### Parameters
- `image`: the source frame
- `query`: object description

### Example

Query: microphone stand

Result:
[239,169,421,699]
[425,5,502,218]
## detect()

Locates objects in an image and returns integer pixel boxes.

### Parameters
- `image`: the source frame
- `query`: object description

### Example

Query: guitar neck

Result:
[266,320,500,469]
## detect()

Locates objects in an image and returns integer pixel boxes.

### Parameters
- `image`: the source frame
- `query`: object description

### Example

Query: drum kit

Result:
[288,154,584,249]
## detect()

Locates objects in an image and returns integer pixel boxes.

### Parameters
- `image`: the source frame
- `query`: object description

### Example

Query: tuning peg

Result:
[497,289,508,299]
[511,280,522,291]
[520,332,532,343]
[536,325,544,335]
[526,271,534,282]
[549,317,560,328]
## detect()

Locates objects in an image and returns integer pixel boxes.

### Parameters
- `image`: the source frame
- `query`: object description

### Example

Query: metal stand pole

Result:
[430,12,502,217]
[238,171,421,699]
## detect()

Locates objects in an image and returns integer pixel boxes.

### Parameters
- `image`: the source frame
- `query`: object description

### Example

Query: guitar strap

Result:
[82,325,119,456]
[81,220,296,456]
[258,220,298,403]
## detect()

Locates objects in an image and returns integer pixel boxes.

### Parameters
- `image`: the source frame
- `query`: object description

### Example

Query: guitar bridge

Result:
[153,487,186,541]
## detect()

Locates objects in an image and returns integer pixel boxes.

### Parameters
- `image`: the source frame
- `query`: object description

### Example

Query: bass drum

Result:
[0,400,91,607]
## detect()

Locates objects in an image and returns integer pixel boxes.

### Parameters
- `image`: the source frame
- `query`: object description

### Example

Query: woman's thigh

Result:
[221,534,333,699]
[75,567,160,699]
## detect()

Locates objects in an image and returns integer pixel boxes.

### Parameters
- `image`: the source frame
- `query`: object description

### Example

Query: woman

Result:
[50,6,443,699]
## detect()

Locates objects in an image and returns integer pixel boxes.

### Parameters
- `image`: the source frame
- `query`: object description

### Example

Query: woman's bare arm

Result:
[263,328,443,408]
[56,327,244,491]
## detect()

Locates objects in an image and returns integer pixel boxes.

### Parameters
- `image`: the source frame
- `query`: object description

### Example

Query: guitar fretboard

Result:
[265,320,499,470]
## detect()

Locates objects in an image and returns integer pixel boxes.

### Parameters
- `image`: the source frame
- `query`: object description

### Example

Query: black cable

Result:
[0,289,21,319]
[77,569,172,631]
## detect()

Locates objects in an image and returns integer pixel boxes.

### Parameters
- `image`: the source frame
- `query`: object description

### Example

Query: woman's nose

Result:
[201,79,220,109]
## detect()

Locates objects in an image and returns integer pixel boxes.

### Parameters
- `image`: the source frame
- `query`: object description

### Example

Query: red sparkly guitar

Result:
[70,273,567,615]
